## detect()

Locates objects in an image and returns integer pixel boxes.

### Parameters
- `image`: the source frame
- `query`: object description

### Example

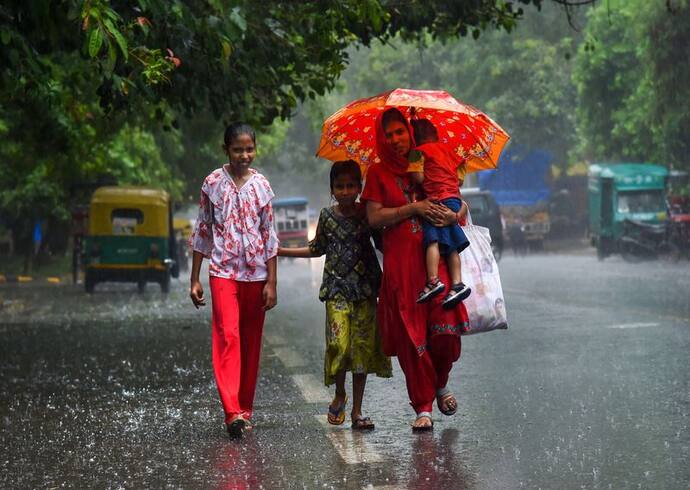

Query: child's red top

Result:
[415,142,464,201]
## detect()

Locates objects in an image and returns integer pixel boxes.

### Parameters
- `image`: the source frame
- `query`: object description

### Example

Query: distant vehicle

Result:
[588,163,670,261]
[273,197,309,248]
[173,217,193,272]
[668,196,690,260]
[462,188,504,261]
[667,170,690,260]
[84,186,179,293]
[549,175,588,238]
[479,145,552,251]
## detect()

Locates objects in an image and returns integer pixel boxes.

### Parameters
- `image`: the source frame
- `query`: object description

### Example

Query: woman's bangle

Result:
[396,206,403,220]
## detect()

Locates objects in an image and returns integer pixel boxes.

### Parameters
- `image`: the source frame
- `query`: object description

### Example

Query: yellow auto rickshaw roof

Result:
[91,186,170,207]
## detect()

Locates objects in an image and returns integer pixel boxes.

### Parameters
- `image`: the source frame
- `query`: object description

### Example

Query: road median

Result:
[0,274,64,284]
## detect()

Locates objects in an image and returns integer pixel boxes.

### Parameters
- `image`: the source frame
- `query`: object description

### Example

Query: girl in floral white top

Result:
[189,122,279,438]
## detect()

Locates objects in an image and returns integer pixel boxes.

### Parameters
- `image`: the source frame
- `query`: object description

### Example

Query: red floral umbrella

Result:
[316,88,510,175]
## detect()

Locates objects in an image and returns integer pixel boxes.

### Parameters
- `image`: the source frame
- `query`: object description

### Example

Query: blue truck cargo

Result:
[478,145,552,248]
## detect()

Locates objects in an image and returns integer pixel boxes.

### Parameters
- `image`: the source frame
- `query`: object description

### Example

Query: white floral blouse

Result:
[190,166,279,281]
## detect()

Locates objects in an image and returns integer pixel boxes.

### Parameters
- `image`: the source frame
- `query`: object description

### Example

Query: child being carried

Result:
[408,118,471,308]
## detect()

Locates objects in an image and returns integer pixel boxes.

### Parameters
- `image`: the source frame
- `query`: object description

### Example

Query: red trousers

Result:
[395,333,461,414]
[209,277,266,423]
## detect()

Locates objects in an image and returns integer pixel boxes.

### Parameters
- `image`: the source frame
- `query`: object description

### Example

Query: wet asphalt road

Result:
[1,251,689,489]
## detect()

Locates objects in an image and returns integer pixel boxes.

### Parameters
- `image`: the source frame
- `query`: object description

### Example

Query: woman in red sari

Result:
[361,108,468,431]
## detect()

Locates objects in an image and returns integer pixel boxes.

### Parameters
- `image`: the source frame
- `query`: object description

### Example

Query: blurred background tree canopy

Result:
[2,0,688,261]
[572,0,690,168]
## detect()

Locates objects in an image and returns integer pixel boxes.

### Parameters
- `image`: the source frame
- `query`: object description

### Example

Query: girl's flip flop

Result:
[351,415,375,431]
[327,395,348,425]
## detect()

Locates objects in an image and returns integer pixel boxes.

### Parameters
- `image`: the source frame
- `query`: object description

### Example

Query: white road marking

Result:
[273,325,387,466]
[288,374,388,465]
[272,346,307,368]
[607,322,660,329]
[290,374,332,403]
[314,415,385,464]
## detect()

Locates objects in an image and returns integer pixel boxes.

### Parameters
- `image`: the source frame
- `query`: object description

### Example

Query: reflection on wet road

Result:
[1,253,689,488]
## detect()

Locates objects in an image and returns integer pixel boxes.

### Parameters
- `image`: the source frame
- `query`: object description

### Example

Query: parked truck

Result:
[478,146,552,251]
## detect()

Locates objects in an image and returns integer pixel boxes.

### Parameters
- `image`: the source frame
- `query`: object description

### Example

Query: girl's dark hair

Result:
[330,160,362,191]
[411,119,438,144]
[224,122,256,146]
[381,108,407,130]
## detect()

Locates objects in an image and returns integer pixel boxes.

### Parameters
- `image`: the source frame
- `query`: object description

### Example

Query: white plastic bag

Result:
[460,215,508,335]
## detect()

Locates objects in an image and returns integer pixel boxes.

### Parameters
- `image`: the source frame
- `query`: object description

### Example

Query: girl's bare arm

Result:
[189,251,206,308]
[278,247,320,258]
[263,256,277,310]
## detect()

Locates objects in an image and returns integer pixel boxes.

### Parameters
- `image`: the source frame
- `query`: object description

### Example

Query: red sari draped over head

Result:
[362,109,469,357]
[374,108,415,176]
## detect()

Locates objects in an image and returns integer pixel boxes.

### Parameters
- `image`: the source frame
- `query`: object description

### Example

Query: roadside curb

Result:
[0,274,64,284]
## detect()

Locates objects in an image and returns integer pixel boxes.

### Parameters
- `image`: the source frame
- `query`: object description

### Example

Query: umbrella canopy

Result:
[316,88,510,175]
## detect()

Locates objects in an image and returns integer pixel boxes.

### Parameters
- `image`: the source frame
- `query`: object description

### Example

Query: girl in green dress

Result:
[278,160,392,430]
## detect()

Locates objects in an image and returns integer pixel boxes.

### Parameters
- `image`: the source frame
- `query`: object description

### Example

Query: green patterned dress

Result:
[309,205,392,386]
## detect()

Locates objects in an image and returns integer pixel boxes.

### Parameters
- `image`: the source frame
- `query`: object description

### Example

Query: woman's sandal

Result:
[327,395,348,425]
[436,387,458,416]
[411,412,434,432]
[351,415,375,431]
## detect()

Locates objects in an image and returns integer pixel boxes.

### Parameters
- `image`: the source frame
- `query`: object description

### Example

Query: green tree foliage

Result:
[2,1,584,125]
[573,0,690,168]
[269,0,585,194]
[0,0,595,262]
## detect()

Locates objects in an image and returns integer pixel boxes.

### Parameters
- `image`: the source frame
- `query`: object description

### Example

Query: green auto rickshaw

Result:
[588,163,669,260]
[84,186,179,293]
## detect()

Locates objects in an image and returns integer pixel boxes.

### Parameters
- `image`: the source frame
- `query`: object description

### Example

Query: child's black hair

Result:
[329,160,362,191]
[411,119,438,144]
[224,122,256,146]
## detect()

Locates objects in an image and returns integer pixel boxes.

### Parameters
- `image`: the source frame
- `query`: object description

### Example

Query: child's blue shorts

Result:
[422,197,470,256]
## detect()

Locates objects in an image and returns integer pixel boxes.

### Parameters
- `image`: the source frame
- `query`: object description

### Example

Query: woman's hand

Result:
[411,199,436,217]
[263,282,277,311]
[425,202,458,227]
[190,280,206,309]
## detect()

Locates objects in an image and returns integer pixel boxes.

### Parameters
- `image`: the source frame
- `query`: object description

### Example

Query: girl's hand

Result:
[426,203,457,227]
[263,282,277,311]
[190,280,206,308]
